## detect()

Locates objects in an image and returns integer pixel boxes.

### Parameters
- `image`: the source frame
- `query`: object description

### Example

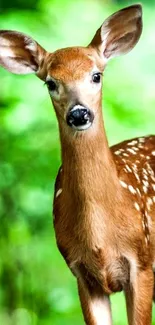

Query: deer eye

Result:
[46,79,57,92]
[92,73,101,83]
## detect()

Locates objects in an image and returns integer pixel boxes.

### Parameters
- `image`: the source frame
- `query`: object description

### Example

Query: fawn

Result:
[0,4,155,325]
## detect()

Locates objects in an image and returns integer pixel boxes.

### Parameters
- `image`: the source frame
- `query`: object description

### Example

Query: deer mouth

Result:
[66,105,94,131]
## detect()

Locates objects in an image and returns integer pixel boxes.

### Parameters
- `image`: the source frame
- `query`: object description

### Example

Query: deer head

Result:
[0,5,142,134]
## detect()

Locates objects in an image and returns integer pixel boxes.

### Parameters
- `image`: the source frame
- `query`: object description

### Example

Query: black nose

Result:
[66,106,94,130]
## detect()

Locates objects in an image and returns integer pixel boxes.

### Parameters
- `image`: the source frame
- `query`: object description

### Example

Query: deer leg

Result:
[125,268,154,325]
[124,285,134,325]
[77,278,112,325]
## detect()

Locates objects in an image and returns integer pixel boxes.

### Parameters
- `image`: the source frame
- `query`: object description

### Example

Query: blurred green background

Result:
[0,0,155,324]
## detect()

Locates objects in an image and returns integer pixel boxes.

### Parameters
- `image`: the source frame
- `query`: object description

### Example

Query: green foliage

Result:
[0,0,155,324]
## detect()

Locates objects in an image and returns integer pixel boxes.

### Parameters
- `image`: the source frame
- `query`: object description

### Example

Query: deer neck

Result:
[59,112,121,215]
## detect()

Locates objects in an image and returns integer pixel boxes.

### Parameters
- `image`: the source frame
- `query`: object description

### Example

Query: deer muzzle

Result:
[66,105,94,131]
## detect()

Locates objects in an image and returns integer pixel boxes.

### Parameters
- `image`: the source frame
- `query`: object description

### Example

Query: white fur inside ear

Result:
[100,27,110,61]
[100,23,119,61]
[25,39,37,52]
[0,37,13,46]
[97,5,142,61]
[0,46,15,57]
[0,56,37,74]
[101,27,110,47]
[25,39,43,65]
[0,31,43,74]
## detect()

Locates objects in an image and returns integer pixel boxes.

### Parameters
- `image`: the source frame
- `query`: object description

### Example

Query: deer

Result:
[0,3,155,325]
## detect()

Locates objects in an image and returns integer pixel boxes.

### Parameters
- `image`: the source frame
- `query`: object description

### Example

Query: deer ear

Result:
[89,4,142,60]
[0,30,47,78]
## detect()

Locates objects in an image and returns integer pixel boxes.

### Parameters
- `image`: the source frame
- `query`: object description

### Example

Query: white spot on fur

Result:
[142,168,147,175]
[138,144,144,149]
[136,188,141,197]
[127,140,137,146]
[128,185,136,194]
[134,202,140,211]
[119,180,128,188]
[152,151,155,156]
[115,150,121,155]
[142,180,149,188]
[56,188,62,198]
[127,148,136,155]
[134,173,140,183]
[152,184,155,191]
[143,174,148,180]
[125,165,132,173]
[133,164,138,171]
[146,198,153,211]
[143,186,148,194]
[151,175,155,182]
[139,137,145,143]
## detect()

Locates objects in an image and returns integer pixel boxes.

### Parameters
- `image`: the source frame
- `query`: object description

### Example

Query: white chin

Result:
[72,122,92,131]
